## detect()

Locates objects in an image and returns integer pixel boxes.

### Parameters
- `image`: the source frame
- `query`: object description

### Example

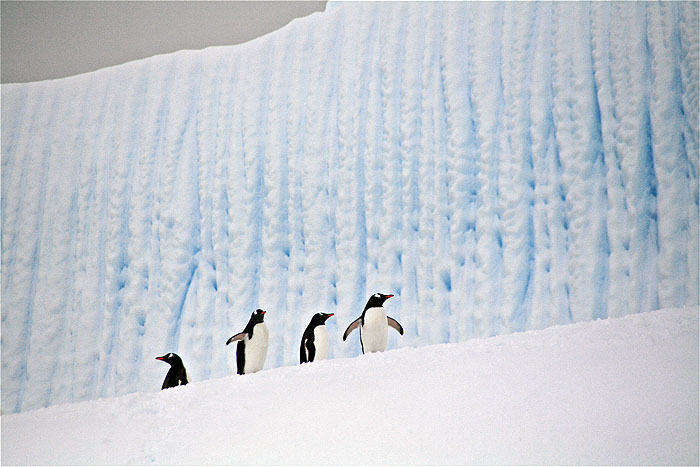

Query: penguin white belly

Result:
[361,307,388,353]
[244,323,269,374]
[313,325,330,360]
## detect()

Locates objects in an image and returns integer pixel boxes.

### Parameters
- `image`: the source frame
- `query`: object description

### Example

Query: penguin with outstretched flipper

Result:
[226,309,269,375]
[343,293,403,354]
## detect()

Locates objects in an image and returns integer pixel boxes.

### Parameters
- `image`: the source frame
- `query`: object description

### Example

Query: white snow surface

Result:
[2,307,698,465]
[1,2,699,414]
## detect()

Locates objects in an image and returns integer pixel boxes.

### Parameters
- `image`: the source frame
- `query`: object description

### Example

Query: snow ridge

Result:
[3,307,697,465]
[1,2,698,413]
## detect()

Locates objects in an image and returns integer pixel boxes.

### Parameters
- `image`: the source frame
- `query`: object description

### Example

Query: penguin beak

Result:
[155,357,165,361]
[386,294,394,299]
[260,310,266,315]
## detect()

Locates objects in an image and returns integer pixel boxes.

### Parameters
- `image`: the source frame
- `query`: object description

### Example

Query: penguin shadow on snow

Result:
[155,353,189,390]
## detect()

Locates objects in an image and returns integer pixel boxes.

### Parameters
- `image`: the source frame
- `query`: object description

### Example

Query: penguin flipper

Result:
[162,368,177,390]
[343,317,361,341]
[236,341,246,375]
[300,339,308,364]
[226,332,246,345]
[387,316,404,335]
[306,339,316,362]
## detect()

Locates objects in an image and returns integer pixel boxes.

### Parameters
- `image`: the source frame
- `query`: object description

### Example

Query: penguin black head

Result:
[366,293,394,308]
[310,312,334,326]
[250,308,267,324]
[155,352,184,367]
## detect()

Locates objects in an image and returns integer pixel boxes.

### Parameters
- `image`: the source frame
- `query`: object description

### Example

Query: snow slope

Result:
[2,307,697,465]
[2,2,699,414]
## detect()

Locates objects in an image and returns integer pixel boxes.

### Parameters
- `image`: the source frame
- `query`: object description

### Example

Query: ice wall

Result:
[2,2,698,414]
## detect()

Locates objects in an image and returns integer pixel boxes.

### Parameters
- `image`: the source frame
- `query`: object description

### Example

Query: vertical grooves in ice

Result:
[551,2,608,323]
[609,3,658,315]
[16,82,59,411]
[591,3,628,319]
[62,76,94,403]
[241,42,270,324]
[335,3,375,354]
[43,78,86,407]
[104,63,150,397]
[23,82,72,410]
[261,33,292,367]
[195,50,223,380]
[1,2,696,413]
[1,84,28,218]
[529,3,556,328]
[191,51,216,381]
[470,2,505,337]
[417,4,439,344]
[300,8,341,342]
[399,2,425,343]
[432,4,452,343]
[500,2,536,332]
[129,61,165,388]
[359,4,385,357]
[334,6,357,344]
[224,51,246,372]
[284,21,312,361]
[678,2,699,306]
[378,3,407,332]
[118,63,154,394]
[1,83,42,412]
[210,52,235,377]
[71,75,111,403]
[443,3,476,342]
[646,2,692,308]
[136,58,177,385]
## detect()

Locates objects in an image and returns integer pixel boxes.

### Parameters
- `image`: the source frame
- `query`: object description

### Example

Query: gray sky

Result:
[1,1,327,83]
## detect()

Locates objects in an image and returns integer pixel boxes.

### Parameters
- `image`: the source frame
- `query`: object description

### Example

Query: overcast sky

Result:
[1,1,327,83]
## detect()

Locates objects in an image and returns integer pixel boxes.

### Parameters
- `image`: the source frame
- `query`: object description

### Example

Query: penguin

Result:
[155,353,189,390]
[300,312,335,364]
[226,309,269,375]
[343,293,403,353]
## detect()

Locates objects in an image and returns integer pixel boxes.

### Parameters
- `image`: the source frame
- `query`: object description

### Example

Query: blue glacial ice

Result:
[1,1,698,413]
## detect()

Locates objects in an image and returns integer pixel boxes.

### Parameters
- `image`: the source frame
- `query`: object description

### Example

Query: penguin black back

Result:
[300,312,334,363]
[226,309,269,375]
[241,309,266,337]
[156,353,189,389]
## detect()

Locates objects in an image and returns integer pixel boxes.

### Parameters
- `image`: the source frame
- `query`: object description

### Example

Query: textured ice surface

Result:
[1,2,698,413]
